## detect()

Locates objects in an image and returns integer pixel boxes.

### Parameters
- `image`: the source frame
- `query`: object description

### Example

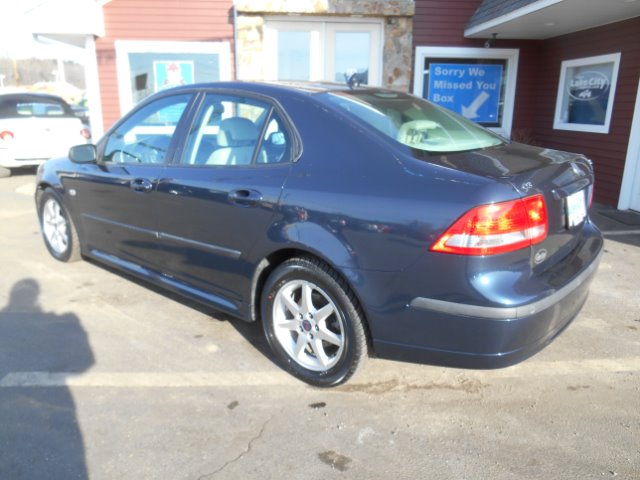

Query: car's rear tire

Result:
[0,166,11,178]
[261,257,367,387]
[37,188,81,262]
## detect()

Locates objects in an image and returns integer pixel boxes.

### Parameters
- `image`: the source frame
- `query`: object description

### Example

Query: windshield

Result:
[323,90,504,153]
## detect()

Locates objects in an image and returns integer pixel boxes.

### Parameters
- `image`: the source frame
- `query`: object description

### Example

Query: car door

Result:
[66,93,194,272]
[154,92,294,310]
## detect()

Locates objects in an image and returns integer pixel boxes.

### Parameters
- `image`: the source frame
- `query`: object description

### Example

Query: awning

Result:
[24,0,105,37]
[465,0,640,40]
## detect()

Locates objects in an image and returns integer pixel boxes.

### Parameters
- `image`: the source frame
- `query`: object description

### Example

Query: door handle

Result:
[228,189,263,207]
[130,178,153,193]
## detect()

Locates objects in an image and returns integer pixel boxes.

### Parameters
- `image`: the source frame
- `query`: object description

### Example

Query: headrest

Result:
[217,117,259,147]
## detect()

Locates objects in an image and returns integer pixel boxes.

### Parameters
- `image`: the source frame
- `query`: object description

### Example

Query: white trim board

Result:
[618,77,640,211]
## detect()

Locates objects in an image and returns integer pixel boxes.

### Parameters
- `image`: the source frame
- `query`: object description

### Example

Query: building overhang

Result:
[26,0,105,38]
[465,0,640,40]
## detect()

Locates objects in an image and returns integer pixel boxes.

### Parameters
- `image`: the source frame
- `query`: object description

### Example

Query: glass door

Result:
[325,23,381,86]
[264,20,382,86]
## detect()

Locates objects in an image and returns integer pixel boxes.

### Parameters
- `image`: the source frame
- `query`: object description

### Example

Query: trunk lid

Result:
[419,142,594,269]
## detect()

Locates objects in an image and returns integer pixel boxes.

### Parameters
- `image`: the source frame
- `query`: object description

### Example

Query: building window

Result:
[264,19,382,86]
[553,53,621,134]
[413,47,519,138]
[115,41,231,115]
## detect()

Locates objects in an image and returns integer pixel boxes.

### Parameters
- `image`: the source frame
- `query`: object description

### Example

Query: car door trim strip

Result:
[83,214,242,259]
[157,232,242,259]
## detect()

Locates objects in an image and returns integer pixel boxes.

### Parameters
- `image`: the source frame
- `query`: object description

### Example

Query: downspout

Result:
[232,4,239,80]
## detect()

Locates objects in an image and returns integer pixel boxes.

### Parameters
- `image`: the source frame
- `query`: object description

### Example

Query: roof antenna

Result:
[346,72,361,89]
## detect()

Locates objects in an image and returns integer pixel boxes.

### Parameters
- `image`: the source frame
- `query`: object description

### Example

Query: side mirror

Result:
[69,144,97,164]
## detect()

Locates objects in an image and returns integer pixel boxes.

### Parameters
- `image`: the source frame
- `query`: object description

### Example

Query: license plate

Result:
[566,189,586,228]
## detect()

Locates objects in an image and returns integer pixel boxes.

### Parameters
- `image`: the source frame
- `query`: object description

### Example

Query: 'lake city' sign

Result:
[427,63,503,123]
[567,70,610,101]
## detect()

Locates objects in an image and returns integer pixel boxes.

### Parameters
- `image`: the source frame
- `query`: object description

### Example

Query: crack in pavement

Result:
[198,417,272,479]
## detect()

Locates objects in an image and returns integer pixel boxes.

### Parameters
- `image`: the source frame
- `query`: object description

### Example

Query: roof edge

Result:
[464,0,563,38]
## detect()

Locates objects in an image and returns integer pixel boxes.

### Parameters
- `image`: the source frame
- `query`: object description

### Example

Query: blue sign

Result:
[427,63,503,123]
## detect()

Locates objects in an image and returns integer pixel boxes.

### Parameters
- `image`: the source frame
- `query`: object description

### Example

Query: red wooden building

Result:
[86,0,640,210]
[413,0,640,210]
[95,0,234,132]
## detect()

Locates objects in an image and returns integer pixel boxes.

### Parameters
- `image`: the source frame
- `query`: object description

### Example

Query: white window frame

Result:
[618,76,640,211]
[115,40,231,116]
[553,53,621,134]
[263,17,383,86]
[413,46,519,139]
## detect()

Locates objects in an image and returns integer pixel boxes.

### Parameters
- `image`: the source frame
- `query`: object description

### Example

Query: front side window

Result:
[181,94,291,166]
[103,94,191,165]
[325,90,503,153]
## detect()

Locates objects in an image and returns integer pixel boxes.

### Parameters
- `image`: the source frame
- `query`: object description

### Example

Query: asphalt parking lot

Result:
[1,170,639,480]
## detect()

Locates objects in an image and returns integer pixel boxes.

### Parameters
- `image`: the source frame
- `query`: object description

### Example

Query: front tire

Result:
[261,257,367,387]
[37,188,81,262]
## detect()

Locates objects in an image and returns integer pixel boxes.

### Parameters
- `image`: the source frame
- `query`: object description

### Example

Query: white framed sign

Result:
[115,40,231,115]
[413,47,519,139]
[553,53,621,134]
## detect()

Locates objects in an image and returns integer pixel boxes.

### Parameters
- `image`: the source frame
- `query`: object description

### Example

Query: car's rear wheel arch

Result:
[258,252,371,386]
[251,249,373,349]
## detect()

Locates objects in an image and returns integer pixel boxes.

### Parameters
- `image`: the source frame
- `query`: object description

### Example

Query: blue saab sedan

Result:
[36,82,603,386]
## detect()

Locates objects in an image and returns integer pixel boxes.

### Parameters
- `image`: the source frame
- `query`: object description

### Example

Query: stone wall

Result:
[235,0,414,91]
[235,0,414,16]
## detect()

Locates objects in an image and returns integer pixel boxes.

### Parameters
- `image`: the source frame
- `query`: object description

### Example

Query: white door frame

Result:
[618,77,640,211]
[263,17,384,86]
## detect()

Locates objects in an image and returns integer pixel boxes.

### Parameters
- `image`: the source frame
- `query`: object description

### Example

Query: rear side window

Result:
[180,93,292,166]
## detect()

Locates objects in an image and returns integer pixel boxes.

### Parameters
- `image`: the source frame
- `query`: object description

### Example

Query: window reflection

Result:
[334,32,370,84]
[277,31,311,81]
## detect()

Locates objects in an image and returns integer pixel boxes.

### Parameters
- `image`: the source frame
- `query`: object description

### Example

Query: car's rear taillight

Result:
[0,130,14,141]
[431,194,548,256]
[80,128,91,140]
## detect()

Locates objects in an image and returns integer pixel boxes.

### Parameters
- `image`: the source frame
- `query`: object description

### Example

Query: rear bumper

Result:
[371,247,602,369]
[0,150,48,168]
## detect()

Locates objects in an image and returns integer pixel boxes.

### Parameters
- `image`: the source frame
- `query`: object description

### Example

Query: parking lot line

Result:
[0,210,34,219]
[0,371,299,388]
[1,356,639,388]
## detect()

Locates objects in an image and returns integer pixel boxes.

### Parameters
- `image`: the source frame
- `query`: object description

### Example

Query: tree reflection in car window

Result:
[103,94,191,165]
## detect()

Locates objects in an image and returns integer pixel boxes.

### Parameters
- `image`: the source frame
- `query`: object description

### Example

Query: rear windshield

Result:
[323,90,504,153]
[0,97,75,119]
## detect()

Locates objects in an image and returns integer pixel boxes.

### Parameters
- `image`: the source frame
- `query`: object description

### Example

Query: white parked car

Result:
[0,92,90,177]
